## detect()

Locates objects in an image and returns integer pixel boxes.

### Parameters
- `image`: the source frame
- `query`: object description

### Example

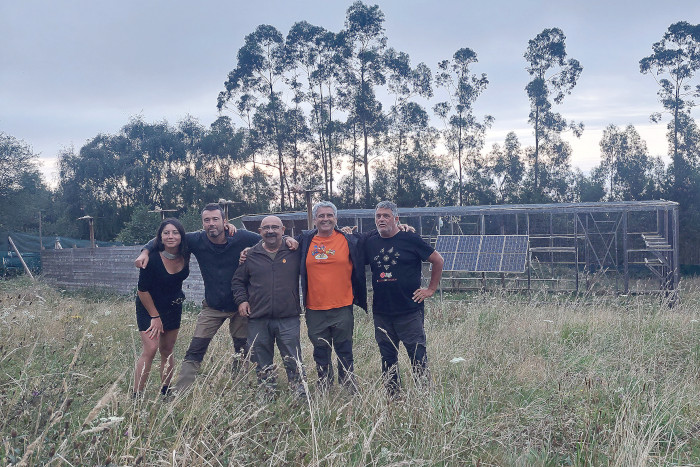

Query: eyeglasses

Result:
[261,225,282,231]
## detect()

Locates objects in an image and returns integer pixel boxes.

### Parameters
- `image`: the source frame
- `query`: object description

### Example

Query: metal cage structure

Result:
[240,200,679,295]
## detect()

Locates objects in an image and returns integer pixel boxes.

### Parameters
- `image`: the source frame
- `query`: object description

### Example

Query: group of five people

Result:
[132,200,444,400]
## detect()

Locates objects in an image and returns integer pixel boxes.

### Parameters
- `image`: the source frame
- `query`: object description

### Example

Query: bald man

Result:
[231,216,306,399]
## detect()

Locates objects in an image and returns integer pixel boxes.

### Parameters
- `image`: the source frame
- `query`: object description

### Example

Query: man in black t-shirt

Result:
[365,201,444,397]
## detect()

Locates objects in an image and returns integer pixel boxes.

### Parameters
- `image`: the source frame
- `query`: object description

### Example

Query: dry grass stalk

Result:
[81,370,126,427]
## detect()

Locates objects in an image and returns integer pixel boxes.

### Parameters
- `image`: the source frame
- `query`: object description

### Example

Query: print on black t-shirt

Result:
[373,246,399,282]
[365,231,434,316]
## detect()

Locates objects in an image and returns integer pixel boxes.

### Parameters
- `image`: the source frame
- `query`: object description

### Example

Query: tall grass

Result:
[1,276,699,465]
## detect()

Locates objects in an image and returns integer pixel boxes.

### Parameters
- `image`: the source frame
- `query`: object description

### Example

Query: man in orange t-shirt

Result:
[299,201,367,392]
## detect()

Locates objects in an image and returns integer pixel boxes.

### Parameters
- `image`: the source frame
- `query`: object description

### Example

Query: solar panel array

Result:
[435,235,528,273]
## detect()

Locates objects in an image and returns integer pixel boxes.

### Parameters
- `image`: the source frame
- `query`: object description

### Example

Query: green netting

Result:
[1,232,122,276]
[1,231,121,254]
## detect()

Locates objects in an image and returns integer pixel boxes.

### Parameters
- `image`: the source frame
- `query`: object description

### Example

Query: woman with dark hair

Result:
[133,218,190,398]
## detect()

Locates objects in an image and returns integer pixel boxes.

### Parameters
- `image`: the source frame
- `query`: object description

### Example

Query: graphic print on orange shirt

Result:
[311,244,336,260]
[306,230,353,310]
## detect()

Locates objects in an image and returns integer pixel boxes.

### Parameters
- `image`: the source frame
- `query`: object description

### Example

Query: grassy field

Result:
[1,276,700,466]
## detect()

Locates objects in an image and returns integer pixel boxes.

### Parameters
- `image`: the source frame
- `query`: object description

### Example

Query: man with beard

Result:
[134,203,297,392]
[232,215,306,399]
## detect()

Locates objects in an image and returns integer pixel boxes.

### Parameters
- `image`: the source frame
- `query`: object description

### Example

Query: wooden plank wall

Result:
[41,247,205,304]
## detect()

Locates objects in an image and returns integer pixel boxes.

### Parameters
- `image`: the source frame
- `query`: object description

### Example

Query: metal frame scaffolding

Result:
[240,200,679,295]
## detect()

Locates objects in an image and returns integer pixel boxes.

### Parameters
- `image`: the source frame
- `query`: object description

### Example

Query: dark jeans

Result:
[248,316,305,390]
[372,310,428,394]
[305,305,354,387]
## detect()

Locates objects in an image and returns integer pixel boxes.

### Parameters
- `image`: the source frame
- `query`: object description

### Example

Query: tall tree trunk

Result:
[327,82,334,200]
[352,123,358,206]
[458,123,463,206]
[363,121,371,207]
[269,83,285,211]
[314,83,329,197]
[534,106,540,191]
[673,84,681,196]
[396,131,404,200]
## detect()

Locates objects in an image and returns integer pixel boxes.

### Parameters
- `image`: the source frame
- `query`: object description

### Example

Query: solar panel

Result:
[441,252,456,271]
[476,253,501,272]
[435,235,528,273]
[435,235,460,252]
[480,235,505,253]
[453,252,478,270]
[457,235,480,252]
[504,235,528,253]
[501,253,527,272]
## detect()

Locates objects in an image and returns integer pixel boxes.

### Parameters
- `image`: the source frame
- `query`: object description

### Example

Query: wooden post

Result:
[78,216,95,249]
[89,218,95,249]
[574,213,579,293]
[38,211,44,250]
[305,190,314,229]
[8,236,35,281]
[303,189,324,229]
[622,210,629,294]
[672,206,680,293]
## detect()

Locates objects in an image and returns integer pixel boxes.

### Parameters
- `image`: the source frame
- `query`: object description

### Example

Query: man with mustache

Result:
[232,215,306,399]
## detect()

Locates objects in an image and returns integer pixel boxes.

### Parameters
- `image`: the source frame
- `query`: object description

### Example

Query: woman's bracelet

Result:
[151,315,160,319]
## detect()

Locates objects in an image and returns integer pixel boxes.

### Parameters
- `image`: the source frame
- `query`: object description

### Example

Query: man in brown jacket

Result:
[231,215,305,398]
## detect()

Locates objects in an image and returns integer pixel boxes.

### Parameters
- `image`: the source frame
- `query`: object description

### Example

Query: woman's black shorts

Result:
[136,306,182,332]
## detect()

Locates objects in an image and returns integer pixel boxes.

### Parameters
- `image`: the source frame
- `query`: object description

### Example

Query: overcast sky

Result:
[2,0,698,185]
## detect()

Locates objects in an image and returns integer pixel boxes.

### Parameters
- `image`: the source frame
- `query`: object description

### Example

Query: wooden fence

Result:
[41,247,205,304]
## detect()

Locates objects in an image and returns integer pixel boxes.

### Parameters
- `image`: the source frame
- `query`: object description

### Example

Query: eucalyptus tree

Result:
[599,124,655,201]
[384,47,433,203]
[219,24,292,210]
[533,138,577,202]
[169,116,205,207]
[571,167,606,202]
[286,21,350,200]
[487,132,525,204]
[377,102,441,206]
[524,28,583,193]
[433,47,492,205]
[230,93,270,209]
[640,21,700,198]
[194,116,252,212]
[344,1,388,207]
[338,117,363,207]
